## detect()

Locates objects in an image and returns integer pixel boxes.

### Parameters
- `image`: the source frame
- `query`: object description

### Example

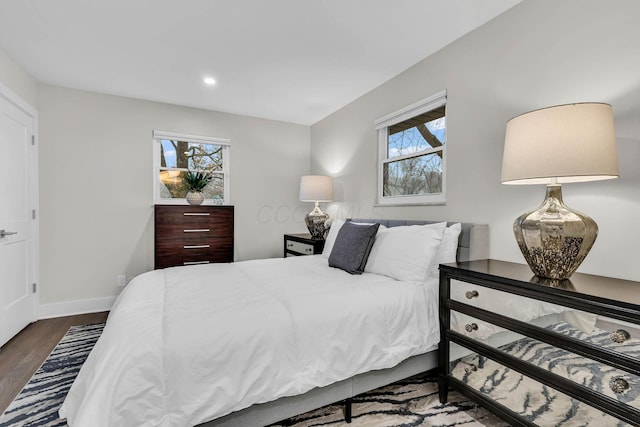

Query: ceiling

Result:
[0,0,521,125]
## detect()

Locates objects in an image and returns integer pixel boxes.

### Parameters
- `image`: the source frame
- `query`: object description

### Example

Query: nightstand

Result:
[283,233,325,257]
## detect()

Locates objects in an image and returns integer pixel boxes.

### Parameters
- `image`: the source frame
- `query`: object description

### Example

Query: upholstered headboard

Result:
[347,219,489,262]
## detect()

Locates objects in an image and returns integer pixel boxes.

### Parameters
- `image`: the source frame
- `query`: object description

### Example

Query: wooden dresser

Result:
[154,205,234,269]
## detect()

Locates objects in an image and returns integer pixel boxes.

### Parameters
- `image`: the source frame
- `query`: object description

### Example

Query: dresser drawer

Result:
[155,226,230,243]
[451,279,567,331]
[155,239,233,255]
[155,245,233,268]
[450,280,640,367]
[156,207,232,234]
[450,279,567,340]
[449,341,635,426]
[155,205,227,220]
[450,308,566,342]
[451,311,640,403]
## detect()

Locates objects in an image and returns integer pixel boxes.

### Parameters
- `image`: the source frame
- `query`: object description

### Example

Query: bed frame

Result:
[203,220,489,427]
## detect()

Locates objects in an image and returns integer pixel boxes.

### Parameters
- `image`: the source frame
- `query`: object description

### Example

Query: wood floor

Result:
[0,312,108,414]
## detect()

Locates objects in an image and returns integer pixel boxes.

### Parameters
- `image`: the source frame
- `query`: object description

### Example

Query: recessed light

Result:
[203,77,216,85]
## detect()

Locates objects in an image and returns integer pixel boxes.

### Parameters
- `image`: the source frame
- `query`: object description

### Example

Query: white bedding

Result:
[59,255,440,427]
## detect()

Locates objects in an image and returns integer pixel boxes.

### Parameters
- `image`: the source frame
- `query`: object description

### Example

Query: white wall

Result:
[311,0,640,281]
[6,0,640,313]
[0,47,37,106]
[38,84,310,305]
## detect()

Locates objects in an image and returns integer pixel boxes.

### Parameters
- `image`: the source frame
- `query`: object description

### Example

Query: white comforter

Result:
[60,256,440,427]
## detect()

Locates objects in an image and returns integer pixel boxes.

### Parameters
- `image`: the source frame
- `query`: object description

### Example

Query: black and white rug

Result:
[6,320,636,426]
[0,323,103,427]
[0,323,498,427]
[269,374,505,427]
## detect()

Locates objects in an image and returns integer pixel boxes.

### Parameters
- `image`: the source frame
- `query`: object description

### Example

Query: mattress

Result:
[59,255,440,426]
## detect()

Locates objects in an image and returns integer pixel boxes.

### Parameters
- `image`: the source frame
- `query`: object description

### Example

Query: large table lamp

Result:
[501,103,619,280]
[299,175,333,239]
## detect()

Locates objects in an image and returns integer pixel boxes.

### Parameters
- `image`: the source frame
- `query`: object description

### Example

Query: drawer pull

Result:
[465,290,479,299]
[184,229,210,233]
[465,323,478,333]
[183,261,210,265]
[184,213,210,216]
[464,364,478,374]
[610,329,631,343]
[609,377,630,394]
[184,245,210,249]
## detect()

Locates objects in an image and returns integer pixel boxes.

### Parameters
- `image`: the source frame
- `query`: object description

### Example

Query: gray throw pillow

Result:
[328,222,380,274]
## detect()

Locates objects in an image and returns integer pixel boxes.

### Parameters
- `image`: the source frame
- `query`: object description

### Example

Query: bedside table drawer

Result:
[283,234,324,257]
[286,240,314,255]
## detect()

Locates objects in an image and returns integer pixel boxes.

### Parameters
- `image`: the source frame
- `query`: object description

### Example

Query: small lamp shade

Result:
[299,175,333,202]
[501,103,619,185]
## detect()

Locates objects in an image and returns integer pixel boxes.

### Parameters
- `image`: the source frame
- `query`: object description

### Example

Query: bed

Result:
[59,219,490,427]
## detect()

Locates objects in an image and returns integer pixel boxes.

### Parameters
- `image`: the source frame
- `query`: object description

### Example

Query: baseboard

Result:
[38,296,116,319]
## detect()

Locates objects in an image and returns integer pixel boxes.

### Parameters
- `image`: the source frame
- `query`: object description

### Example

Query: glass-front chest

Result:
[439,260,640,426]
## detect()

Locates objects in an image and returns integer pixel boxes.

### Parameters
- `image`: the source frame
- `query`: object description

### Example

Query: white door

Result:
[0,92,36,348]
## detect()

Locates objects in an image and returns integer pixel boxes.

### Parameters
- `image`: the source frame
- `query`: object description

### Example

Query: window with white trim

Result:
[375,90,446,205]
[153,130,230,204]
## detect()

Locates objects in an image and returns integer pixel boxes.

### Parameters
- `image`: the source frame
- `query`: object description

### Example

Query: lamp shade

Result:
[299,175,333,202]
[501,103,619,185]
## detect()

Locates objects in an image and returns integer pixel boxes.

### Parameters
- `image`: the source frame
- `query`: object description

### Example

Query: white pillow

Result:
[427,223,462,278]
[321,219,345,258]
[364,222,446,283]
[436,223,462,265]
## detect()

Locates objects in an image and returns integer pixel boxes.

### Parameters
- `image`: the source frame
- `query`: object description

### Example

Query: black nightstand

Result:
[283,233,325,257]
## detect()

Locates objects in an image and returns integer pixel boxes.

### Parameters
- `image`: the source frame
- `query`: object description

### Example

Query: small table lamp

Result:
[299,175,333,239]
[501,103,619,279]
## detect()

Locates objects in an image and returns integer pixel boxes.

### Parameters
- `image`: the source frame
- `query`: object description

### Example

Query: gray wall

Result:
[37,84,310,304]
[311,0,640,281]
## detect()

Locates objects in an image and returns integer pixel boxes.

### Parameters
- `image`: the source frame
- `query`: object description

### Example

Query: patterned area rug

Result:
[0,323,499,427]
[0,324,103,427]
[270,373,505,427]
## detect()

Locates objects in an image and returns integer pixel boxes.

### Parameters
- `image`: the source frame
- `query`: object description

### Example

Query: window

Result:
[153,130,230,204]
[375,90,446,205]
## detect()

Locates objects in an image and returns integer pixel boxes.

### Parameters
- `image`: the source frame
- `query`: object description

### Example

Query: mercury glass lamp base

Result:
[514,184,598,280]
[305,204,330,239]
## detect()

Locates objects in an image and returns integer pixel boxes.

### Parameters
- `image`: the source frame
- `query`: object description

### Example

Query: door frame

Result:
[0,80,39,323]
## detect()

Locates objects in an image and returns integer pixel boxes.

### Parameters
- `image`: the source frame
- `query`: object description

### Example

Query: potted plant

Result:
[184,171,212,205]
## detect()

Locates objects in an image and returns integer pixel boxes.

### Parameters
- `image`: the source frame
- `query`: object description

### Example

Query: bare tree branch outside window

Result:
[383,115,445,197]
